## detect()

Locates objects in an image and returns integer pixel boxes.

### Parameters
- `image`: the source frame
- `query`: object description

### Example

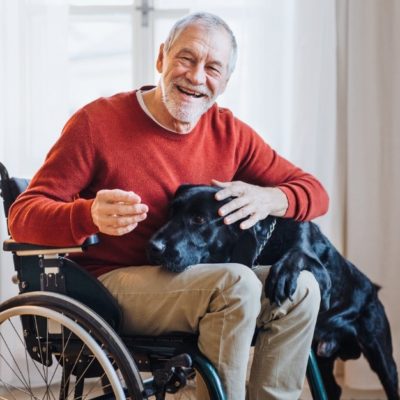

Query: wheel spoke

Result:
[65,338,107,399]
[33,316,48,383]
[82,354,119,399]
[44,317,75,400]
[0,331,32,392]
[0,296,142,399]
[4,315,33,389]
[0,317,50,398]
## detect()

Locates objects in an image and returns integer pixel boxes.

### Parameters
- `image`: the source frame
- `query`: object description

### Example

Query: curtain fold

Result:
[215,0,341,243]
[0,0,69,384]
[339,0,400,389]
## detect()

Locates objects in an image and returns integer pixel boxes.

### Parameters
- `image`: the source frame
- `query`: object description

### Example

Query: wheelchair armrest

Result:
[3,235,99,256]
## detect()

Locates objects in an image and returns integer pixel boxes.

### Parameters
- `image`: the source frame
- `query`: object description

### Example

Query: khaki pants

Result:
[99,263,320,400]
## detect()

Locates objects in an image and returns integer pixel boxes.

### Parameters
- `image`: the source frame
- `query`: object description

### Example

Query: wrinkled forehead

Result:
[167,23,232,68]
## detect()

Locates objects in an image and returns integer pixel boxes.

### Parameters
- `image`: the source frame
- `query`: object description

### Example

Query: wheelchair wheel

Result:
[164,355,225,400]
[0,292,146,399]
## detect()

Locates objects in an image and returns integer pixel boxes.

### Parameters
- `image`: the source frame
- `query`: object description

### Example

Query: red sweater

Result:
[9,90,329,277]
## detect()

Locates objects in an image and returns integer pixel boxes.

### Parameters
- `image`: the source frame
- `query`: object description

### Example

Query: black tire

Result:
[0,291,146,399]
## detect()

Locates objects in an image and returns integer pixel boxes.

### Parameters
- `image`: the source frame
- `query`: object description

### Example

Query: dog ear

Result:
[174,184,196,198]
[229,217,277,267]
[229,227,260,267]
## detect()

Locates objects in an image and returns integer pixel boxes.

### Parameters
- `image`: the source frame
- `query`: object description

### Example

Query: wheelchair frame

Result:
[0,161,327,399]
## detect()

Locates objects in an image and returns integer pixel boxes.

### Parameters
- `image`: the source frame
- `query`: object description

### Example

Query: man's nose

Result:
[186,65,206,85]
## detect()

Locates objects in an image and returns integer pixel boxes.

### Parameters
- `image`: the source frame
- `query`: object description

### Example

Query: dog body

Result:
[147,184,399,399]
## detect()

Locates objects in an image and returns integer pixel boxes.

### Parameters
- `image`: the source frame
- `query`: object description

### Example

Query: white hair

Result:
[163,12,238,76]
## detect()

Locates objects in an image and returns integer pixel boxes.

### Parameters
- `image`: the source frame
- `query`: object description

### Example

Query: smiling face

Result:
[156,23,232,127]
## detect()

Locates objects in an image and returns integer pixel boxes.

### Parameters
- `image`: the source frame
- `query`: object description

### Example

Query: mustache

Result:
[173,79,213,98]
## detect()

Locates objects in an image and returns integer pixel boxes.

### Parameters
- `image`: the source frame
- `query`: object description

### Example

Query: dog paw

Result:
[264,263,301,306]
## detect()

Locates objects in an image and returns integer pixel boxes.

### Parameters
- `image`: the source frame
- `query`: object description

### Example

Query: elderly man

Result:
[9,12,328,400]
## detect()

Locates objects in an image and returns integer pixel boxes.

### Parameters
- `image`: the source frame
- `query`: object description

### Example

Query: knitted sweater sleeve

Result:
[8,109,99,246]
[233,120,329,221]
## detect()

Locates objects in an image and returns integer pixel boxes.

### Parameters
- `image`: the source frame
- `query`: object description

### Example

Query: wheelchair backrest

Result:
[0,162,122,331]
[0,162,29,229]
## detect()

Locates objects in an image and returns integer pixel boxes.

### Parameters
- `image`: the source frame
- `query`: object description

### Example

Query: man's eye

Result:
[192,216,206,225]
[180,56,193,63]
[208,66,220,73]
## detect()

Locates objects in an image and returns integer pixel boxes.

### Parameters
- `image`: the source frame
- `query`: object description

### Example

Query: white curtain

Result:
[0,0,69,384]
[0,0,70,283]
[0,0,69,294]
[0,0,399,391]
[337,0,400,389]
[218,0,400,388]
[203,0,342,243]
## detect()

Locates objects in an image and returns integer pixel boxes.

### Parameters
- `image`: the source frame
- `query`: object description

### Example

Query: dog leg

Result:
[358,300,399,400]
[313,353,342,400]
[264,248,331,310]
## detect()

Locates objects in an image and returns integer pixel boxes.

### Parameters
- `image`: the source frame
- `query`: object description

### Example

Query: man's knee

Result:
[217,263,262,296]
[205,263,262,317]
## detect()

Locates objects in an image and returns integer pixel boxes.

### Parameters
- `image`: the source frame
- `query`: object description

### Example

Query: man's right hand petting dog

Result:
[147,184,399,400]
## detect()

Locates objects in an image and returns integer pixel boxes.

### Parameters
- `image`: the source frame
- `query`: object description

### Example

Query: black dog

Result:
[147,184,399,399]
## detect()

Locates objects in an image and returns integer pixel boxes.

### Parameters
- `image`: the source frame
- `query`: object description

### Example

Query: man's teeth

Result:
[177,86,204,98]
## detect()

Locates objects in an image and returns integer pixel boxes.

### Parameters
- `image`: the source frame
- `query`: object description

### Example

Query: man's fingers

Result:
[98,189,142,204]
[92,188,148,236]
[214,182,246,201]
[102,223,138,236]
[97,212,147,227]
[102,202,148,216]
[211,179,230,188]
[107,213,147,228]
[240,214,259,230]
[218,196,248,216]
[225,210,260,230]
[212,180,277,230]
[223,205,254,225]
[213,179,233,201]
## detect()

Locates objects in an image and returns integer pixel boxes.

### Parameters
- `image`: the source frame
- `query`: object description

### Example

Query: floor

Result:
[164,377,387,399]
[301,378,386,400]
[0,366,387,399]
[0,379,387,399]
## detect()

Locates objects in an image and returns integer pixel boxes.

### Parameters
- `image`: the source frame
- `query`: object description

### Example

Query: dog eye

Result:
[192,216,206,225]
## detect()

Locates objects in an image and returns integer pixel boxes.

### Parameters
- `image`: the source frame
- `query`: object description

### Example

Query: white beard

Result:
[160,78,216,124]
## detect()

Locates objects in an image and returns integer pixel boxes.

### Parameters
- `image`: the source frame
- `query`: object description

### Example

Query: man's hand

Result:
[212,180,288,229]
[91,189,148,236]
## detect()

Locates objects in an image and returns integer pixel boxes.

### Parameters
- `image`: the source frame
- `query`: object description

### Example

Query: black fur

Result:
[147,184,399,399]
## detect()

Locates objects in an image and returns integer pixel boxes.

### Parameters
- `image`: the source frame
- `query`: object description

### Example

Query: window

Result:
[68,3,134,112]
[67,0,189,112]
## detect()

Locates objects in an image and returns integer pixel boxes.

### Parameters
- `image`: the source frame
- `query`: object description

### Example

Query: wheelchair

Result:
[0,161,328,399]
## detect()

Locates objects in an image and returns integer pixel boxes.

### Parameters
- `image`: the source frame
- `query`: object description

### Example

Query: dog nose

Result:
[150,239,166,255]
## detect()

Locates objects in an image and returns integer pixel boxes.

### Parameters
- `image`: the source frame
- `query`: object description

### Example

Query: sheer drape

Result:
[219,1,400,387]
[337,0,400,389]
[0,0,69,383]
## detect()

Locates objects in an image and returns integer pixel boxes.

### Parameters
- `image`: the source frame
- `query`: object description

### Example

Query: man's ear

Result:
[230,227,260,267]
[156,43,165,73]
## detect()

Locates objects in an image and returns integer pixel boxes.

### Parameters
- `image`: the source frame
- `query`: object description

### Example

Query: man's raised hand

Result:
[91,189,148,236]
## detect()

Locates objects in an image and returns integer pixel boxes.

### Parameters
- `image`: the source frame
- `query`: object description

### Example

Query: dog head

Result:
[147,184,276,272]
